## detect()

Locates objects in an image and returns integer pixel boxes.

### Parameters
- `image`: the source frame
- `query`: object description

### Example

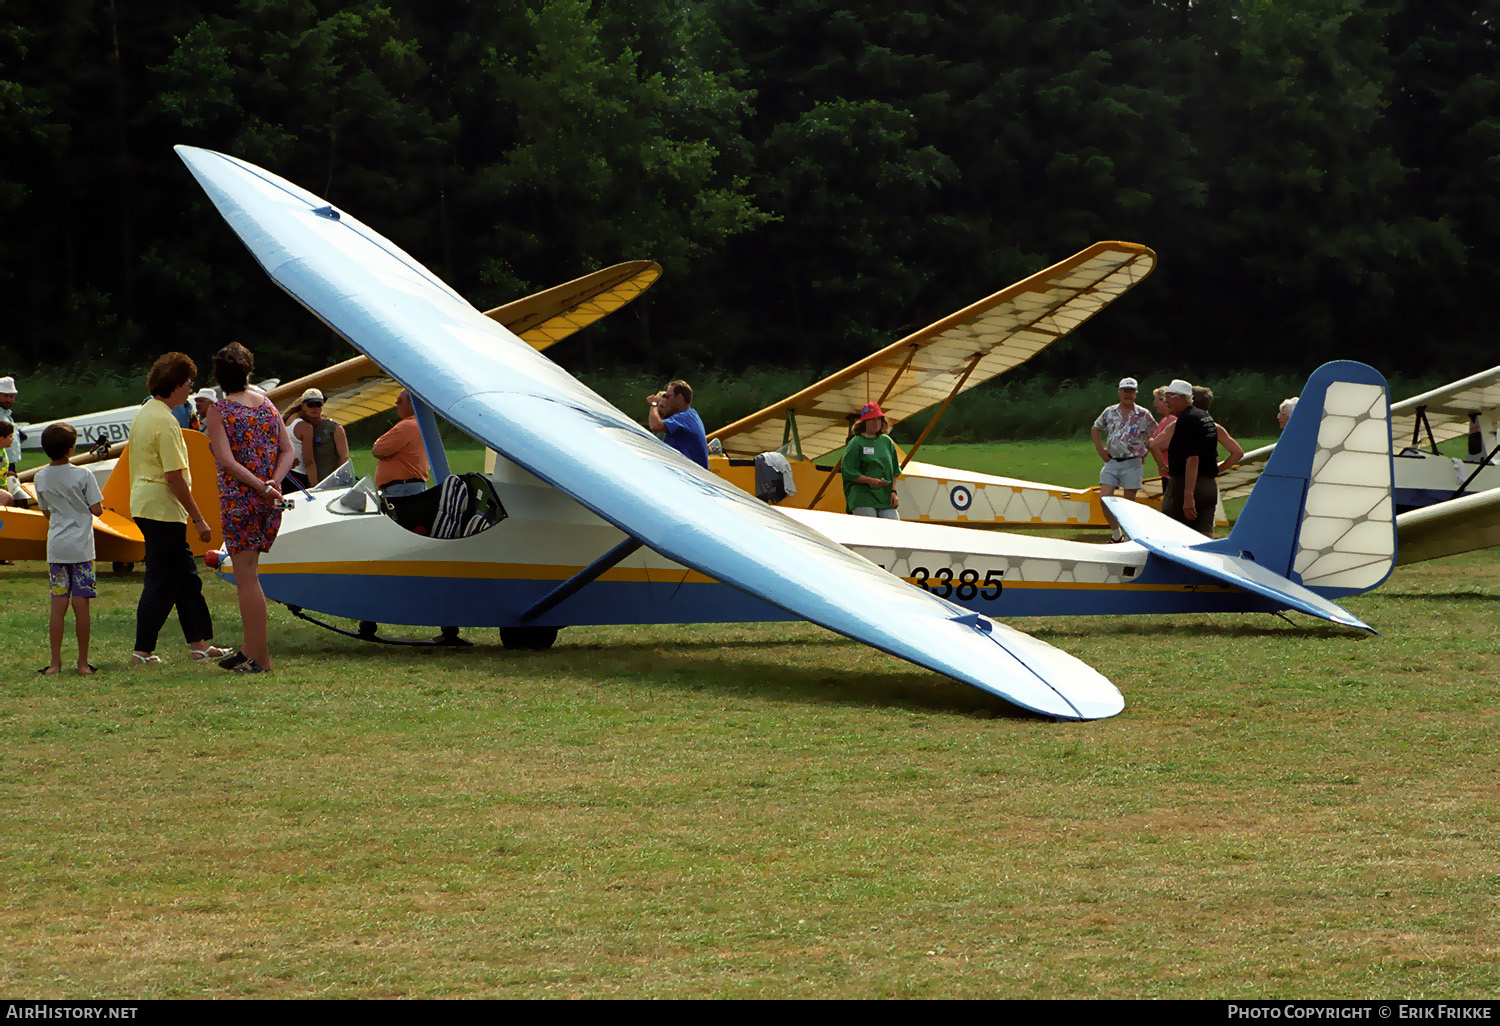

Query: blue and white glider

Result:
[175,145,1121,720]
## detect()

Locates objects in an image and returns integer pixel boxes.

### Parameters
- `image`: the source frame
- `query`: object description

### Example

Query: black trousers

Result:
[134,518,214,653]
[1162,476,1218,535]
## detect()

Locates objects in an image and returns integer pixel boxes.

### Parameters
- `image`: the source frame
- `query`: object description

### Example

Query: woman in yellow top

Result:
[128,352,233,666]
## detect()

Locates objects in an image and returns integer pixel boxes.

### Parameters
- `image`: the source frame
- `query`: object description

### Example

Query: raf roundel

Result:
[950,485,973,512]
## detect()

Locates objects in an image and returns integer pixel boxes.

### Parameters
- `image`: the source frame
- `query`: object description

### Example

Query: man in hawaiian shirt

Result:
[1090,376,1157,542]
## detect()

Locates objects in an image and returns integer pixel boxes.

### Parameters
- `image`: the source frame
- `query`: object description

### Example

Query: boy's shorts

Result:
[49,562,97,599]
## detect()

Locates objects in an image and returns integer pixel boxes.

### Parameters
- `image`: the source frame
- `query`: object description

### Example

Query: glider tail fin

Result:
[1216,360,1396,597]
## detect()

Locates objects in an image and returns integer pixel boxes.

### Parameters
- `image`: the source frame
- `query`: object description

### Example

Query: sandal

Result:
[231,657,269,674]
[190,646,235,662]
[39,666,61,675]
[130,652,163,666]
[218,652,248,671]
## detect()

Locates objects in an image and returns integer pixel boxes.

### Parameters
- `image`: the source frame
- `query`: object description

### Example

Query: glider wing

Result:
[265,260,661,427]
[1215,442,1274,502]
[1390,366,1500,452]
[1395,486,1500,565]
[1220,366,1500,502]
[176,145,1123,720]
[709,242,1157,459]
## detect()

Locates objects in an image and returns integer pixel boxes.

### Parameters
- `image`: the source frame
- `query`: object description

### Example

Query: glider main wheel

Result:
[358,620,379,639]
[111,562,135,573]
[500,626,559,651]
[432,626,472,647]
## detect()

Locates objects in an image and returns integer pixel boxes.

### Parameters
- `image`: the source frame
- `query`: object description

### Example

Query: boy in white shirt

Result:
[0,421,19,506]
[33,423,104,676]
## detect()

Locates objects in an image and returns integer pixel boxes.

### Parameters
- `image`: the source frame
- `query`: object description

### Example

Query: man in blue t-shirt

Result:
[647,379,709,468]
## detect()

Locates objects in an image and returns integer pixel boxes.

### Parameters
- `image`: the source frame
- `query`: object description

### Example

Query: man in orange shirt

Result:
[372,390,430,497]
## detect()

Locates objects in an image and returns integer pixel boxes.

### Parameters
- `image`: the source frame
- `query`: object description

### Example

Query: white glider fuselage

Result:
[250,458,1282,631]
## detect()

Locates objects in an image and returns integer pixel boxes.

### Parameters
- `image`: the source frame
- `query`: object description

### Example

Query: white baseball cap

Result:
[0,376,16,394]
[1118,377,1138,390]
[1165,379,1194,398]
[299,388,325,404]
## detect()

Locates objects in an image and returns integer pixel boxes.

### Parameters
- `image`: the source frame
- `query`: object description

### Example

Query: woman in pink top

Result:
[1149,384,1176,494]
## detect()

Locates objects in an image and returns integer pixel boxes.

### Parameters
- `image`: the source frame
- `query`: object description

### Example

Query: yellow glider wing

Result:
[265,259,662,425]
[709,242,1156,460]
[1389,365,1500,452]
[1395,486,1500,565]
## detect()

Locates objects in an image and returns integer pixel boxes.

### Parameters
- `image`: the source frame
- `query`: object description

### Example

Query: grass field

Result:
[1,442,1496,998]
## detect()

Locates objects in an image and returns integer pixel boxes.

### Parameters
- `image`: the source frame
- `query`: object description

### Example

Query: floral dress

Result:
[215,398,284,554]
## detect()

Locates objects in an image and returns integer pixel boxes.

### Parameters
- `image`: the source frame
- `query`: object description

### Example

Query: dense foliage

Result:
[1,0,1494,384]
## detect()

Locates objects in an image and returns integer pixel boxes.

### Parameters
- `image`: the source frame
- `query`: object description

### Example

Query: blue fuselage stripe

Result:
[249,572,1283,628]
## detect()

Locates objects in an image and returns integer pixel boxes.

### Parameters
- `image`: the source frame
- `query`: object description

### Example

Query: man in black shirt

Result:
[1153,378,1221,536]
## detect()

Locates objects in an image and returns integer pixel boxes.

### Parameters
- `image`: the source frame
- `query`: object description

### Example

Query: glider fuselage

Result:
[245,466,1279,631]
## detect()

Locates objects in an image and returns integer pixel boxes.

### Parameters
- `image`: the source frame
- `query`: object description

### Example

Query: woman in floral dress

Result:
[204,342,295,673]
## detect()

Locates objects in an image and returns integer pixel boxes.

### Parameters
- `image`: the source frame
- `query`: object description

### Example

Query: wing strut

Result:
[519,537,645,623]
[411,394,452,484]
[1454,440,1500,498]
[900,350,985,470]
[780,410,804,460]
[877,345,921,408]
[800,346,931,509]
[1411,405,1439,453]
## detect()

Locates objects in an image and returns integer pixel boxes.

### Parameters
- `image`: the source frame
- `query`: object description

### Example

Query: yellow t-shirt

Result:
[128,398,191,523]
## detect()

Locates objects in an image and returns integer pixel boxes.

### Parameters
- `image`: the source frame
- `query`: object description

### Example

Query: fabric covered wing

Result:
[483,260,661,345]
[1389,366,1500,451]
[265,261,661,428]
[176,145,1122,720]
[1216,442,1274,502]
[1220,367,1500,503]
[710,242,1156,459]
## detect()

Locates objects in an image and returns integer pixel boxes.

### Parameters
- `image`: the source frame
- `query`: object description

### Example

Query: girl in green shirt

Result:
[841,402,901,519]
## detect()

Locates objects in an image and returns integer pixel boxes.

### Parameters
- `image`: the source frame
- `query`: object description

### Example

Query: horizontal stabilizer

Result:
[1103,498,1374,632]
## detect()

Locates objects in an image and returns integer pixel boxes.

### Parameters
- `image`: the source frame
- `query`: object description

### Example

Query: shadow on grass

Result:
[275,618,1043,720]
[588,656,1042,721]
[1024,616,1364,642]
[1375,589,1500,602]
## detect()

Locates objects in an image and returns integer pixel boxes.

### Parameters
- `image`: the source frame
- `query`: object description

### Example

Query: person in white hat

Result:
[0,375,21,468]
[191,388,218,431]
[286,386,348,488]
[1151,378,1223,536]
[1090,376,1156,542]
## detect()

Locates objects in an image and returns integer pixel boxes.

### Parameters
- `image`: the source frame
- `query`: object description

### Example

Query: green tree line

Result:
[1,0,1494,384]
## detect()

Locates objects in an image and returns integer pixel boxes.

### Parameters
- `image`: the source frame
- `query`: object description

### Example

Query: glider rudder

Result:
[1213,360,1395,597]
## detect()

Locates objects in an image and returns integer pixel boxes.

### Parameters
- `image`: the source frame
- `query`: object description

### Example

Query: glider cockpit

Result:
[314,462,509,542]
